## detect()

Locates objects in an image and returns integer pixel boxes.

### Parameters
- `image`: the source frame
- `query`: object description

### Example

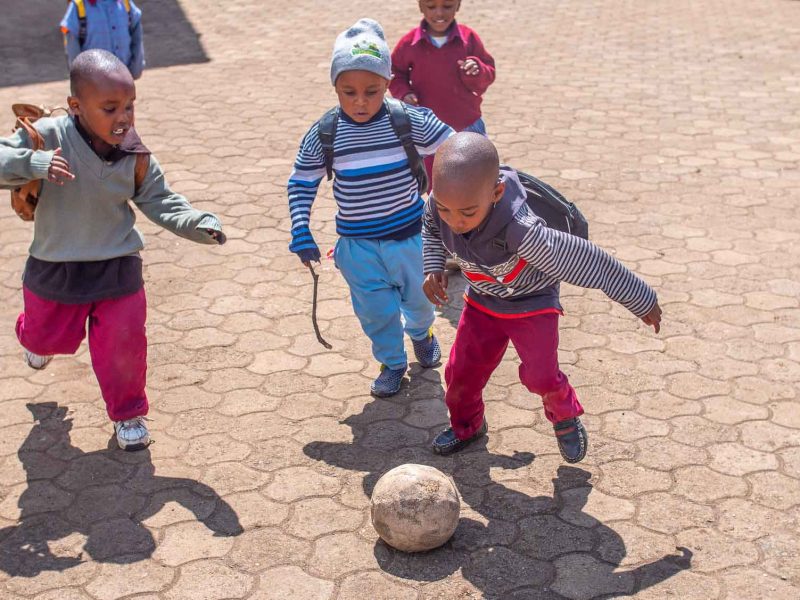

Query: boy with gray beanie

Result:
[288,19,453,397]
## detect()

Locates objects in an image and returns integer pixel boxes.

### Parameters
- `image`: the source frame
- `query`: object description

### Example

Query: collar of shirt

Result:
[411,19,462,47]
[73,115,150,162]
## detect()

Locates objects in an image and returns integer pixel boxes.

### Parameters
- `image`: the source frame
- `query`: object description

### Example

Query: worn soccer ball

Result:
[370,464,461,552]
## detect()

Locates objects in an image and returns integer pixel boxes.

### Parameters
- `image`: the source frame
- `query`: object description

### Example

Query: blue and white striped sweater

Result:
[288,105,452,257]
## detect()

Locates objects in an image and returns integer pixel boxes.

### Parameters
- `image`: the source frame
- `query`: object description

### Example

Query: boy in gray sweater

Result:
[0,50,225,451]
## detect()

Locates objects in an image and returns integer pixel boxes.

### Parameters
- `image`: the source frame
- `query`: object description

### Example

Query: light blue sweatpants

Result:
[335,234,435,370]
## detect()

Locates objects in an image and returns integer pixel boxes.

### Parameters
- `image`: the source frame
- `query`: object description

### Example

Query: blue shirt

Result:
[61,0,145,79]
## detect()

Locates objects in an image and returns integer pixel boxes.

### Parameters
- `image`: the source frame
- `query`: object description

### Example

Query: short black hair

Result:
[69,49,132,96]
[433,132,500,191]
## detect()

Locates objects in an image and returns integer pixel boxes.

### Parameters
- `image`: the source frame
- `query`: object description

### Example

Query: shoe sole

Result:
[119,441,149,452]
[433,433,486,456]
[370,387,401,398]
[415,353,441,369]
[24,355,53,370]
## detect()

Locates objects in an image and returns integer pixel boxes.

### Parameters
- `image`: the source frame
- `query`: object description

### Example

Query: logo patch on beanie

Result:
[351,41,382,59]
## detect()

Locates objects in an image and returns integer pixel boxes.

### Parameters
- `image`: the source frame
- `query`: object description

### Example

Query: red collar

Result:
[411,19,462,46]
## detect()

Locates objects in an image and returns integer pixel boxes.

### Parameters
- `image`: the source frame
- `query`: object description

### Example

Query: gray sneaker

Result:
[114,417,151,451]
[23,349,53,370]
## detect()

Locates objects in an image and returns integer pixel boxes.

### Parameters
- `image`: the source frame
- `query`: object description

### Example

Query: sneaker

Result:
[23,349,53,370]
[412,328,442,368]
[554,417,588,463]
[114,417,151,451]
[432,418,488,456]
[370,365,406,397]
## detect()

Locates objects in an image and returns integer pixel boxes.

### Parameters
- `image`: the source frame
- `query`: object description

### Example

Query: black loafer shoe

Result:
[432,419,488,456]
[554,417,588,463]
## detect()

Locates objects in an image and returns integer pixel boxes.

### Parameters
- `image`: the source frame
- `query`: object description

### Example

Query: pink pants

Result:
[16,286,148,421]
[444,302,583,439]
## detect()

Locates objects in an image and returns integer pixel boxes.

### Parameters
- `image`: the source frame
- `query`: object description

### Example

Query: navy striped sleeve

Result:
[516,221,658,317]
[287,123,326,256]
[406,105,454,157]
[422,199,448,274]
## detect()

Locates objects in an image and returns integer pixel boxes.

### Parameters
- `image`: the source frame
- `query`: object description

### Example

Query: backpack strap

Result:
[384,97,428,195]
[317,107,339,182]
[123,0,133,31]
[72,0,88,48]
[133,153,150,196]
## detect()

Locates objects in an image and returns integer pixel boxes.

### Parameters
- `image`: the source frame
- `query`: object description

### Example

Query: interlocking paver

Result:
[1,0,799,598]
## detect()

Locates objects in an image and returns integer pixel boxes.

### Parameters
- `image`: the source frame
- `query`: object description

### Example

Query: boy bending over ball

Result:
[422,132,661,462]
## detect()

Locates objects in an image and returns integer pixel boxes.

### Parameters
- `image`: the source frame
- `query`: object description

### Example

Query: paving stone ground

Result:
[1,0,799,598]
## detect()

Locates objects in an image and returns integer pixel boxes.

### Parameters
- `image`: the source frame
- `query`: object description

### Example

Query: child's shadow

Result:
[0,402,242,578]
[304,371,691,599]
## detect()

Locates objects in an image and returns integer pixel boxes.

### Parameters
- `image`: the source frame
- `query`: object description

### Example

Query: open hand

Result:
[47,148,75,185]
[641,302,662,334]
[423,271,449,306]
[403,93,419,106]
[458,59,480,76]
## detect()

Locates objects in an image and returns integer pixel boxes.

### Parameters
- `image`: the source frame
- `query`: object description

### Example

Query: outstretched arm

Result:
[517,219,658,322]
[132,155,224,244]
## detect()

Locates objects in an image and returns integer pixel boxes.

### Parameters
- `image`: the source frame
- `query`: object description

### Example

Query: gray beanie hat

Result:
[330,18,392,85]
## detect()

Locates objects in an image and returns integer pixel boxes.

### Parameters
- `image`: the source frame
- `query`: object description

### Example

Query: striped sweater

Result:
[422,169,658,318]
[288,103,452,259]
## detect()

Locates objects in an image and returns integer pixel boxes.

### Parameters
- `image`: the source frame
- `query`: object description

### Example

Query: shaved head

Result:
[430,133,505,234]
[432,132,500,196]
[69,49,133,97]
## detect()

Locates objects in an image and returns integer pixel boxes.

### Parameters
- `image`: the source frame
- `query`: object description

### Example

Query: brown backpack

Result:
[10,103,149,221]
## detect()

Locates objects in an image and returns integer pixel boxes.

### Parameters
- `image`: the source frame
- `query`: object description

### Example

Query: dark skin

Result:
[404,0,479,106]
[424,161,663,333]
[334,70,389,124]
[53,68,220,240]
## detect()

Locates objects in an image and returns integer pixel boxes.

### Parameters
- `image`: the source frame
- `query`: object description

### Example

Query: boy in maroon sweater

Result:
[391,1,495,133]
[391,1,496,191]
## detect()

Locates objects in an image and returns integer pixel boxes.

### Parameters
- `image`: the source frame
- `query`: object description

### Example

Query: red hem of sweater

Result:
[463,294,563,319]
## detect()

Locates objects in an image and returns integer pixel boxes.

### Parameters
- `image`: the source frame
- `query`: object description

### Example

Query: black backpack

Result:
[509,167,589,239]
[317,97,429,194]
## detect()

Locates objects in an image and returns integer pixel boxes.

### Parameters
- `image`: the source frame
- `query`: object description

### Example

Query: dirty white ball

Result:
[370,464,461,552]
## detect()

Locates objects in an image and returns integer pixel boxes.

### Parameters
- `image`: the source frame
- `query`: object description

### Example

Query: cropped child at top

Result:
[0,50,224,451]
[390,0,496,134]
[287,19,453,397]
[61,0,145,79]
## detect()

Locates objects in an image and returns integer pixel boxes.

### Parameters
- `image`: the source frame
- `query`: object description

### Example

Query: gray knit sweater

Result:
[0,116,223,262]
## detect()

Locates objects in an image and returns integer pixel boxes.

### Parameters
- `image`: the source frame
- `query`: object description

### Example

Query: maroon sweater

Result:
[390,21,496,131]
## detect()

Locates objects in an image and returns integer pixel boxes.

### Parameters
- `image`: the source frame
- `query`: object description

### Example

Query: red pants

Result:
[16,286,148,421]
[444,303,583,439]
